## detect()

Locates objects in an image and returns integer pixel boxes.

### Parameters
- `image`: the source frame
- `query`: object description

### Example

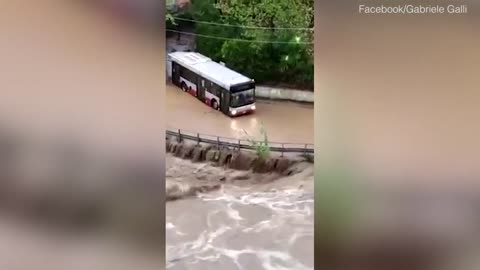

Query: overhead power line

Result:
[172,17,314,31]
[167,29,313,44]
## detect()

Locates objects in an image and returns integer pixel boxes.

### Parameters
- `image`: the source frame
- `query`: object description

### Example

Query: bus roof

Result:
[168,52,253,89]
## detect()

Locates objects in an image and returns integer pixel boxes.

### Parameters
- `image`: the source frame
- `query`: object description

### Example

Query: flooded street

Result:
[166,155,314,270]
[167,84,313,144]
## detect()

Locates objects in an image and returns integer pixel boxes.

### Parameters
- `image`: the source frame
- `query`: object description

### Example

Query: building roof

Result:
[168,52,253,89]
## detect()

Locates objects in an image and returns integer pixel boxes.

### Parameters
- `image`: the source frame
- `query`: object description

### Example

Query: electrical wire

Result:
[172,17,314,31]
[166,29,313,44]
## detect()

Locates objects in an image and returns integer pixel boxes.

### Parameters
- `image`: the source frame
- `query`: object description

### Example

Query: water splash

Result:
[167,185,313,269]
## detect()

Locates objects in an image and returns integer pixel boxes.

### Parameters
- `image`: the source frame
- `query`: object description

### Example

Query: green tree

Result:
[166,0,176,29]
[244,123,271,162]
[166,12,176,25]
[190,0,314,89]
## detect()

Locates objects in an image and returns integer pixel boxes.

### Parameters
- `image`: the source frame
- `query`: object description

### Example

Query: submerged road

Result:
[167,84,313,144]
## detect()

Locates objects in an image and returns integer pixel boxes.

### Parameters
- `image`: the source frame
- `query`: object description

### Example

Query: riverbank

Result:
[166,153,314,201]
[166,137,313,175]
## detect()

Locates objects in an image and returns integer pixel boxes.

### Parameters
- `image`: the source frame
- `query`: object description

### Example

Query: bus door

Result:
[197,78,206,102]
[172,61,180,86]
[220,90,230,115]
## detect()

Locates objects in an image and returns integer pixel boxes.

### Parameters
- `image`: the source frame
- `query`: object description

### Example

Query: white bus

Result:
[168,52,256,117]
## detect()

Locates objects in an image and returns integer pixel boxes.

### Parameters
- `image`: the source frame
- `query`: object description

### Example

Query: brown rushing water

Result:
[166,155,314,270]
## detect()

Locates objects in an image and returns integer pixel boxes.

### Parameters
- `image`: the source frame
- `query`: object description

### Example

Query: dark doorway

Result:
[197,78,206,102]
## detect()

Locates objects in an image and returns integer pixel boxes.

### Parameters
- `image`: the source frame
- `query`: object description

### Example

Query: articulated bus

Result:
[168,52,256,117]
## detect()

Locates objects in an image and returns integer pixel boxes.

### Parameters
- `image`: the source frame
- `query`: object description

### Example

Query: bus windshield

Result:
[230,89,255,108]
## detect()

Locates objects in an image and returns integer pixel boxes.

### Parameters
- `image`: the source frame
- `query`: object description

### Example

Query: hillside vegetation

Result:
[169,0,314,90]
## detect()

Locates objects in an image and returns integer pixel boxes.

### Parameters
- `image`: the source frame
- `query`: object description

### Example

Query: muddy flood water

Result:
[166,84,314,144]
[166,154,314,270]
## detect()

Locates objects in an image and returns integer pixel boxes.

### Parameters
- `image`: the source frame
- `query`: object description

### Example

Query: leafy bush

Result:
[189,0,314,89]
[303,153,314,163]
[244,123,270,162]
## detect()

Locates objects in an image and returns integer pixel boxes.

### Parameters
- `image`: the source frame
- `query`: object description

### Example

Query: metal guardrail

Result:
[166,129,314,155]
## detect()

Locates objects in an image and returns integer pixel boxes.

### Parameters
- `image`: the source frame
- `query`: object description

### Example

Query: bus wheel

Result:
[181,82,187,92]
[212,100,219,110]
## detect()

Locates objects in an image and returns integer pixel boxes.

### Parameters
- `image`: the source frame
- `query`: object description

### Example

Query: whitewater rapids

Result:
[166,155,314,269]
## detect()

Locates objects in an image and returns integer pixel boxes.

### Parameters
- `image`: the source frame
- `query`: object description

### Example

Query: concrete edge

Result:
[255,86,314,103]
[166,139,314,174]
[166,77,313,104]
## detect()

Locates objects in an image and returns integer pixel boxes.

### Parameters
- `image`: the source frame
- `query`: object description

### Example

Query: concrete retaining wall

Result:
[255,86,314,103]
[166,139,311,174]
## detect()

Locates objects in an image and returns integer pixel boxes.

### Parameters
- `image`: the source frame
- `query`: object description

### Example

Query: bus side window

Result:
[202,80,205,87]
[209,82,213,93]
[212,84,219,97]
